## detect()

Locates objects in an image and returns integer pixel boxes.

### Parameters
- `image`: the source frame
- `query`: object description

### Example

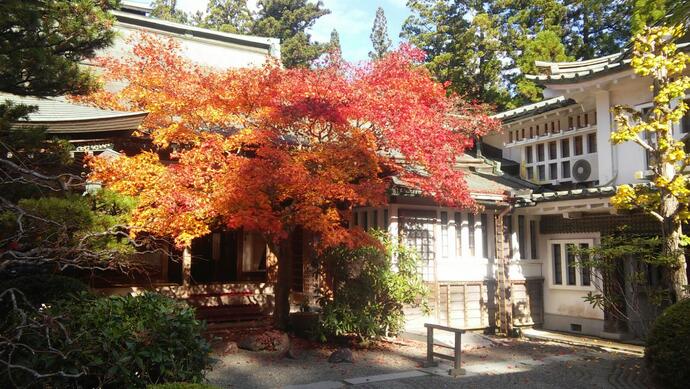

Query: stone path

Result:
[207,335,652,389]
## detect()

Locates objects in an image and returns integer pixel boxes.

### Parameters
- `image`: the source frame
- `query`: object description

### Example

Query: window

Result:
[587,133,597,153]
[481,214,488,259]
[549,163,558,180]
[455,212,462,257]
[509,131,513,143]
[561,139,570,157]
[526,166,534,180]
[551,121,555,133]
[468,213,476,257]
[577,115,582,128]
[529,220,538,259]
[568,116,574,130]
[536,125,540,136]
[537,143,545,162]
[574,136,583,155]
[353,212,358,226]
[363,211,369,230]
[566,244,577,285]
[441,212,449,258]
[537,165,546,181]
[562,161,571,179]
[372,210,378,230]
[521,128,525,139]
[553,243,562,285]
[548,141,557,160]
[383,209,389,229]
[584,113,589,127]
[526,146,533,163]
[518,215,526,259]
[551,240,594,288]
[529,126,534,138]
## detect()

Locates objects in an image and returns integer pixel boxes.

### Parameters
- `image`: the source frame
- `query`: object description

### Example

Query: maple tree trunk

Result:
[273,235,293,330]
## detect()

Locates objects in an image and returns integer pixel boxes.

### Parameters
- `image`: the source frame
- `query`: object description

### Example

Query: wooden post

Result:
[182,246,192,287]
[449,331,465,377]
[424,326,437,367]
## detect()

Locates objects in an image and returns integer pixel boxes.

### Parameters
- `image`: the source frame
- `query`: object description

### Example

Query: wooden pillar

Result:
[182,246,192,287]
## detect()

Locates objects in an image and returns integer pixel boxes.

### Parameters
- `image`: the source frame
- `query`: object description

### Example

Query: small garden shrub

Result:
[317,231,428,341]
[645,298,690,389]
[0,274,88,316]
[0,291,213,388]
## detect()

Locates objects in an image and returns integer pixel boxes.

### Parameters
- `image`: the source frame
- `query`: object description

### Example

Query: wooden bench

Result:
[423,323,466,377]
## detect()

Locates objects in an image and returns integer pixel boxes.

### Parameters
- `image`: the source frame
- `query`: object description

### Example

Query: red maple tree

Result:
[81,34,500,327]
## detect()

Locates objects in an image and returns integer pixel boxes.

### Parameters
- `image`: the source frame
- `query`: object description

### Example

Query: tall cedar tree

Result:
[251,0,330,68]
[329,29,342,59]
[195,0,253,34]
[369,7,392,60]
[403,0,633,108]
[0,0,139,276]
[82,35,500,328]
[402,0,511,109]
[150,0,189,24]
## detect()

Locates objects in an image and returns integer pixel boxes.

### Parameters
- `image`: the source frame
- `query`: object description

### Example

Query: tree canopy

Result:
[402,0,634,108]
[0,0,139,277]
[0,0,119,97]
[80,33,499,325]
[369,7,392,60]
[251,0,330,68]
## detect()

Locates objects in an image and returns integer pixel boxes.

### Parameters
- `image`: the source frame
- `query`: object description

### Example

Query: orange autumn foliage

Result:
[82,34,500,249]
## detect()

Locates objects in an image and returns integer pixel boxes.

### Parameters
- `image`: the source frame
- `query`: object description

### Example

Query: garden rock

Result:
[238,330,290,354]
[223,341,239,354]
[328,348,354,363]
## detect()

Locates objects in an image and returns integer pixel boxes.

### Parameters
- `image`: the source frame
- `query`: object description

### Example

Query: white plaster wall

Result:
[539,232,603,322]
[101,24,273,70]
[608,77,654,185]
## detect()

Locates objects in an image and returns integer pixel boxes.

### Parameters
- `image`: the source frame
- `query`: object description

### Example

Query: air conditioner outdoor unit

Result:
[571,154,598,182]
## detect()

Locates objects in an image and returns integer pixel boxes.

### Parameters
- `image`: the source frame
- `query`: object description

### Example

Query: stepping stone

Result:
[282,381,345,389]
[344,370,428,385]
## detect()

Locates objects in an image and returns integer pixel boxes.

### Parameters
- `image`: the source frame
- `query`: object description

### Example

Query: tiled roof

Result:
[515,186,617,207]
[391,155,535,200]
[1,93,147,134]
[491,96,576,123]
[526,43,690,84]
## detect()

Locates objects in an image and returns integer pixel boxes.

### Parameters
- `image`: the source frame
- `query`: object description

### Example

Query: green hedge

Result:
[645,298,690,389]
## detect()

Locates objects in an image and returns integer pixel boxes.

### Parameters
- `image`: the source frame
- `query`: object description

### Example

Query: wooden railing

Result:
[423,323,466,377]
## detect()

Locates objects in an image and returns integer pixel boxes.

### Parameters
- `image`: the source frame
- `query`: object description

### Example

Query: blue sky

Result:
[129,1,410,63]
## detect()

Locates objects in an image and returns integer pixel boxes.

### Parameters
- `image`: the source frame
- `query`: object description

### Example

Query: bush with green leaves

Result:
[316,231,429,341]
[0,291,213,388]
[0,274,87,310]
[645,298,690,389]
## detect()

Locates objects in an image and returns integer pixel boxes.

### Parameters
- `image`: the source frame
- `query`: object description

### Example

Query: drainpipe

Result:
[495,202,513,335]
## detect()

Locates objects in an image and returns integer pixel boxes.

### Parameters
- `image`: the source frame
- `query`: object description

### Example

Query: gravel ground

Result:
[205,332,650,389]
